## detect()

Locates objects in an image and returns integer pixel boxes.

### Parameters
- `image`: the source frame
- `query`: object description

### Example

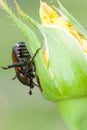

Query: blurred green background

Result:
[0,0,87,130]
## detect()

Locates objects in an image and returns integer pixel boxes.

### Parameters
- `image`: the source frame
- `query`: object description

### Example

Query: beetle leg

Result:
[1,62,24,70]
[28,81,39,95]
[30,48,41,63]
[32,82,39,87]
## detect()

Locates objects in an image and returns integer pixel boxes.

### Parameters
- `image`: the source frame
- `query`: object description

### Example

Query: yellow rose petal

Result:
[39,2,59,24]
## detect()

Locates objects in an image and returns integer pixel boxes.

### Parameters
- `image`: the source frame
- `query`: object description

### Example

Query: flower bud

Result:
[38,2,87,101]
[0,0,87,102]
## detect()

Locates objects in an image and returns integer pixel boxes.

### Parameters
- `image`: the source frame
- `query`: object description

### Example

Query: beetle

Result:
[2,42,41,95]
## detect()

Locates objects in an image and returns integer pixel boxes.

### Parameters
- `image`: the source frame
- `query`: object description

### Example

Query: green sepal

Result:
[54,0,87,39]
[0,0,41,54]
[39,25,87,100]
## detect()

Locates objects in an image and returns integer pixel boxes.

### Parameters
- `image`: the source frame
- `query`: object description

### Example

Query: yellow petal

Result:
[82,39,87,53]
[43,49,47,64]
[39,2,59,24]
[40,2,87,57]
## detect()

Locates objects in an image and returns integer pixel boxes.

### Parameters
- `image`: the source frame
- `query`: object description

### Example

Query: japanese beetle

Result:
[2,42,41,95]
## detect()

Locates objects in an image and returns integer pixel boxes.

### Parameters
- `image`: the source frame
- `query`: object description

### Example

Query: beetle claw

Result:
[12,75,17,80]
[28,89,32,95]
[1,66,9,69]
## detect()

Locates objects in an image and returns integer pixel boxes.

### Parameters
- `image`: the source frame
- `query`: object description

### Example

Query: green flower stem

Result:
[56,96,87,130]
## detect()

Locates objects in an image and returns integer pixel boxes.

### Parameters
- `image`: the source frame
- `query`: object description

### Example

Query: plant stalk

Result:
[56,96,87,130]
